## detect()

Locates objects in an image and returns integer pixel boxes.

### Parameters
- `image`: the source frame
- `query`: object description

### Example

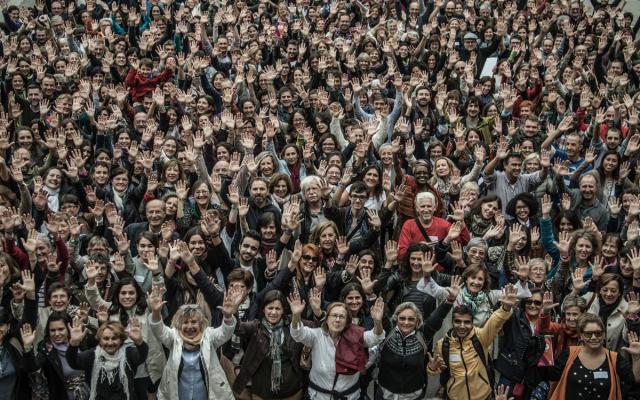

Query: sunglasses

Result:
[302,255,319,262]
[581,330,604,339]
[524,300,542,306]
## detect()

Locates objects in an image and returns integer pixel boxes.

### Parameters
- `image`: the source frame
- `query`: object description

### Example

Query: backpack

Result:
[439,332,495,397]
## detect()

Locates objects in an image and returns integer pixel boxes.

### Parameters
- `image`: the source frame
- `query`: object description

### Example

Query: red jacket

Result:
[398,217,470,261]
[125,68,173,102]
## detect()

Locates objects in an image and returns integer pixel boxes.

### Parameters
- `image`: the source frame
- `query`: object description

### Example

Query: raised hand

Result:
[499,284,518,310]
[446,275,462,302]
[68,316,87,346]
[385,240,399,265]
[557,230,571,257]
[146,283,167,313]
[541,291,559,315]
[287,290,306,316]
[127,317,144,345]
[626,291,640,316]
[495,385,514,400]
[370,297,384,321]
[422,251,436,275]
[427,352,447,372]
[571,267,588,293]
[621,331,640,356]
[20,323,36,348]
[313,267,327,289]
[357,267,377,295]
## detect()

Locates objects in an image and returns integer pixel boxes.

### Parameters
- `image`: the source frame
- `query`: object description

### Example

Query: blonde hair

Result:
[171,304,209,332]
[392,302,424,329]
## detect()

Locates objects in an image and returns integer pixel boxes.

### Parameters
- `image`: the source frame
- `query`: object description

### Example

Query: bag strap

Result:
[414,218,432,243]
[440,336,451,390]
[346,216,365,241]
[471,334,495,388]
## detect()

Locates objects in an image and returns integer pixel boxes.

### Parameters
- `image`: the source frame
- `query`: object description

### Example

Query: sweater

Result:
[398,217,470,261]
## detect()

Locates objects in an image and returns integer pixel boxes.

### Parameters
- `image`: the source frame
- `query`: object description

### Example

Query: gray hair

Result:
[415,191,436,205]
[465,237,488,253]
[300,175,323,196]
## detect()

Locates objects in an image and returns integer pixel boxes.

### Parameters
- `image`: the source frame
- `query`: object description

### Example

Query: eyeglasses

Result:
[302,255,319,262]
[581,330,604,339]
[524,300,542,306]
[350,194,367,201]
[329,313,347,320]
[398,316,416,322]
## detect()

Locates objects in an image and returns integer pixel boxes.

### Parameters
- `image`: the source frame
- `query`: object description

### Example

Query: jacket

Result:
[429,306,512,400]
[125,68,173,102]
[549,347,623,400]
[85,276,167,382]
[494,309,545,383]
[583,292,628,352]
[149,315,236,400]
[233,320,303,394]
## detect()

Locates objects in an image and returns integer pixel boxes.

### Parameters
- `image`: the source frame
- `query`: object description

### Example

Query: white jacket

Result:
[149,315,236,400]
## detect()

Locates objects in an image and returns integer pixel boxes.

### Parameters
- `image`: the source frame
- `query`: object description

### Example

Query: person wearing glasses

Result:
[546,313,640,400]
[289,290,385,400]
[571,273,630,352]
[375,290,458,400]
[325,181,383,254]
[494,289,559,398]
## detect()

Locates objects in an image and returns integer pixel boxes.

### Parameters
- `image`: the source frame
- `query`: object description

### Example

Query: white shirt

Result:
[290,324,384,400]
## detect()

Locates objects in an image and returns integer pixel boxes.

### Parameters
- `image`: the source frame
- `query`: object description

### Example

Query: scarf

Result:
[597,296,621,324]
[459,286,490,315]
[180,330,204,349]
[261,319,284,393]
[112,187,125,212]
[90,346,129,400]
[44,186,61,213]
[470,214,493,237]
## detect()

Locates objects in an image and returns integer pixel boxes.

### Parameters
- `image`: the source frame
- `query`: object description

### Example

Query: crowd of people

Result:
[0,0,640,399]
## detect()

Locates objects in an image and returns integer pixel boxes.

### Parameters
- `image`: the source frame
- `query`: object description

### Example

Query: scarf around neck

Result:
[90,346,129,400]
[597,296,621,324]
[261,319,284,393]
[460,286,490,315]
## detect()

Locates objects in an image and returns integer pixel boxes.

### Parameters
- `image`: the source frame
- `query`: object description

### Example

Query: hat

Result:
[464,32,479,41]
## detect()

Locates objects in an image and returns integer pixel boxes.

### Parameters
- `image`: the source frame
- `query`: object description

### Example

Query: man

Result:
[243,177,282,231]
[563,172,609,231]
[398,191,470,260]
[483,142,550,214]
[123,199,168,256]
[326,181,382,251]
[427,285,518,400]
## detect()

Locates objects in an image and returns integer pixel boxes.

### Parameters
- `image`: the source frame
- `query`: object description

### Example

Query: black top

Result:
[548,348,638,399]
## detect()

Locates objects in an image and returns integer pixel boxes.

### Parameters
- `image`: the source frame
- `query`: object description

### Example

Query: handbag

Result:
[537,335,555,367]
[300,346,312,370]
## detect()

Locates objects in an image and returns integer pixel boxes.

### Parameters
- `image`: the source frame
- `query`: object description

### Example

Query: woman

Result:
[148,285,241,400]
[84,270,166,399]
[505,192,540,229]
[256,152,280,180]
[571,273,629,352]
[430,156,482,211]
[66,319,148,400]
[465,194,503,240]
[22,313,91,399]
[339,164,386,211]
[539,295,587,359]
[376,299,456,400]
[309,220,344,272]
[547,313,640,399]
[233,290,304,399]
[269,173,293,211]
[289,292,385,400]
[494,289,558,398]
